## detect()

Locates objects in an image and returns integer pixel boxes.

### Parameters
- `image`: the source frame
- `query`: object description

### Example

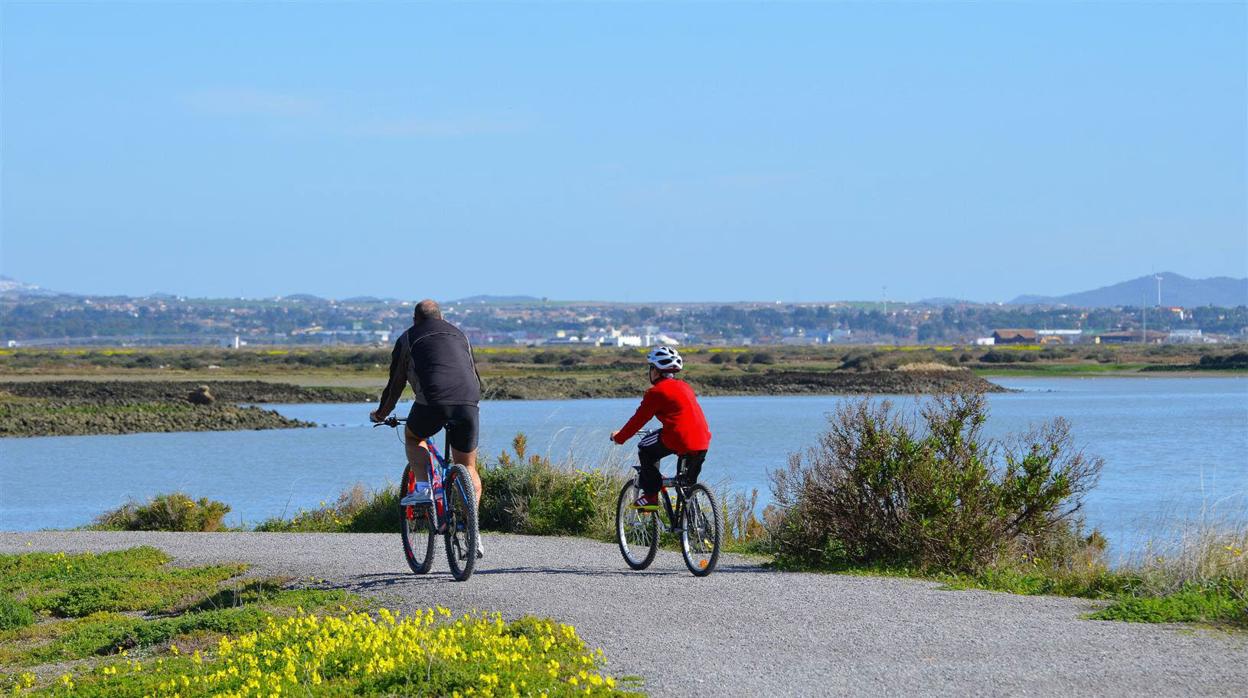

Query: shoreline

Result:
[1,370,1003,438]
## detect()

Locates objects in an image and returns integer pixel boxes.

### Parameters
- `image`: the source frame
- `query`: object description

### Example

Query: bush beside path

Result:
[2,531,1244,697]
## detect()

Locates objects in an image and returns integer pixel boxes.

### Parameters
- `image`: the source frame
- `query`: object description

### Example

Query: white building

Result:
[1168,329,1203,344]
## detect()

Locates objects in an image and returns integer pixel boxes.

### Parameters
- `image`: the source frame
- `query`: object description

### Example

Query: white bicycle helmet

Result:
[647,346,683,372]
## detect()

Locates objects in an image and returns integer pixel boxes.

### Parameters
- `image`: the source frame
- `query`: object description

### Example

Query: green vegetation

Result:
[0,548,245,618]
[0,390,313,438]
[480,434,625,538]
[249,432,769,554]
[92,493,232,533]
[766,392,1247,628]
[0,594,35,632]
[254,484,398,533]
[0,548,631,696]
[769,392,1103,573]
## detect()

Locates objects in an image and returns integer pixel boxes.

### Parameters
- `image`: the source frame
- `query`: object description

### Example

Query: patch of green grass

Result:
[184,578,361,614]
[1091,583,1247,626]
[17,608,274,665]
[0,593,35,632]
[935,564,1137,599]
[0,548,633,696]
[0,548,369,669]
[0,548,246,617]
[773,554,1247,629]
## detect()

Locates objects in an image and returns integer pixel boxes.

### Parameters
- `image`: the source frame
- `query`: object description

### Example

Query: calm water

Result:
[2,377,1245,556]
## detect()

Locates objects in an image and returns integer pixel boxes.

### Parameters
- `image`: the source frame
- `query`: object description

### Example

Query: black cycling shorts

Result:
[406,403,480,454]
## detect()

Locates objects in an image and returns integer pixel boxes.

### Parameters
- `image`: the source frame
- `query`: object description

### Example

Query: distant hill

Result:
[1010,273,1248,308]
[0,276,63,298]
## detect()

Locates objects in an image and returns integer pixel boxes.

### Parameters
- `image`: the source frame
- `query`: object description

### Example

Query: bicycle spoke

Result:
[680,485,721,576]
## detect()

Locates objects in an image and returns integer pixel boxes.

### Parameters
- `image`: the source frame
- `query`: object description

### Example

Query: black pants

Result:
[637,429,706,497]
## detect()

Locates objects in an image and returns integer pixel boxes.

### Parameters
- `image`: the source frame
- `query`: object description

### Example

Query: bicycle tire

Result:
[399,464,436,575]
[443,464,479,582]
[616,477,659,570]
[679,484,722,577]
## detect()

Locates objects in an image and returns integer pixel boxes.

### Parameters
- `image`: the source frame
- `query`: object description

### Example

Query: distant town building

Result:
[1036,329,1082,345]
[1095,330,1167,344]
[1167,329,1204,344]
[975,337,995,346]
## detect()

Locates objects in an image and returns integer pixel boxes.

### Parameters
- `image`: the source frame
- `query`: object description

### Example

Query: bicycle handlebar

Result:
[373,416,407,429]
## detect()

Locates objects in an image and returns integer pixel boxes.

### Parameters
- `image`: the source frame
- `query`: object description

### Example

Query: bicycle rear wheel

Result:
[679,484,722,577]
[443,464,478,582]
[616,477,659,570]
[399,464,436,574]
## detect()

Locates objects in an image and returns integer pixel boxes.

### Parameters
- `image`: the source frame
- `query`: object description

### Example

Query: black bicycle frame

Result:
[656,454,694,533]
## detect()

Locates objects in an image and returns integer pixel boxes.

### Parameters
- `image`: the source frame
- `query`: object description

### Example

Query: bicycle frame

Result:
[653,455,694,534]
[382,417,454,530]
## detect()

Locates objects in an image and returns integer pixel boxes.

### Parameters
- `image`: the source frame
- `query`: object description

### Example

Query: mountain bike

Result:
[615,436,723,577]
[375,416,478,582]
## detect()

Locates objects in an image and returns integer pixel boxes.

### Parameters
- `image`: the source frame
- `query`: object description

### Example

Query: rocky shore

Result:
[0,380,367,438]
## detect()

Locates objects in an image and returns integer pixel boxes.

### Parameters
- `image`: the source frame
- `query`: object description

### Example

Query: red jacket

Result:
[612,377,711,452]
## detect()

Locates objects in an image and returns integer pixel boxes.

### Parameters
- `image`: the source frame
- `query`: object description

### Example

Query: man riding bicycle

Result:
[610,346,711,510]
[370,299,484,557]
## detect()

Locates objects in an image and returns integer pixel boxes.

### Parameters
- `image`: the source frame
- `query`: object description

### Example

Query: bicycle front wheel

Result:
[679,484,722,577]
[443,464,479,582]
[616,477,659,570]
[399,464,436,574]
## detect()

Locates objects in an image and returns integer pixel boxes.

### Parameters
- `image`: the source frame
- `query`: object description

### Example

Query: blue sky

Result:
[2,2,1244,303]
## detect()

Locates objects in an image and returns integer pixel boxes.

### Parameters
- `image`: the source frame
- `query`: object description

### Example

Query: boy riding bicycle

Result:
[609,346,711,510]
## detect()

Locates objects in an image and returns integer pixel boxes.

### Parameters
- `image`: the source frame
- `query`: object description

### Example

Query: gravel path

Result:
[2,531,1244,696]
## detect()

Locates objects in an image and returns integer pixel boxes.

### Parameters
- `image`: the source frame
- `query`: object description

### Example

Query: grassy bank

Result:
[0,380,374,438]
[0,547,634,696]
[0,394,313,438]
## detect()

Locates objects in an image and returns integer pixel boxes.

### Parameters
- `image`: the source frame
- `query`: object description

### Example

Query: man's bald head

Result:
[413,299,442,323]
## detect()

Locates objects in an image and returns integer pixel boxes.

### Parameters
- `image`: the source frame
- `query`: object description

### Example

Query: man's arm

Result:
[372,339,407,420]
[612,390,658,444]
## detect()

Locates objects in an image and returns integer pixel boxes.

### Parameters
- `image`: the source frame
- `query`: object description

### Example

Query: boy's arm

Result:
[612,390,658,444]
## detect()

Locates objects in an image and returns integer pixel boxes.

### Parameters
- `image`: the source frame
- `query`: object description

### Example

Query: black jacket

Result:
[378,319,481,413]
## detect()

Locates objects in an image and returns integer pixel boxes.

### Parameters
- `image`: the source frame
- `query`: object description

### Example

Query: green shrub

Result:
[255,484,396,533]
[532,351,560,365]
[479,434,624,538]
[770,391,1103,573]
[1199,352,1248,369]
[93,493,230,532]
[0,592,35,631]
